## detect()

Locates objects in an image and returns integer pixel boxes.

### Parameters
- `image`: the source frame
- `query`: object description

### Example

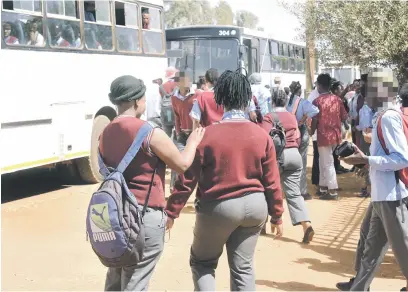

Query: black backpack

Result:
[269,112,286,167]
[159,85,177,127]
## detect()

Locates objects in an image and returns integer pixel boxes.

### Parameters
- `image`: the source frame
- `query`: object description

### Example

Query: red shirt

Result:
[313,93,348,147]
[261,111,300,148]
[166,120,284,222]
[172,93,195,135]
[99,117,166,208]
[196,91,224,127]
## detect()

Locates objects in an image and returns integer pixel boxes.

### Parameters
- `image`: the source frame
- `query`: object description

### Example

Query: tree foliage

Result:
[165,0,261,30]
[279,0,408,83]
[235,10,259,29]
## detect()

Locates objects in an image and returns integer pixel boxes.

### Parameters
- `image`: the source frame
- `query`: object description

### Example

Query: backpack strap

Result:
[271,112,282,128]
[291,98,301,115]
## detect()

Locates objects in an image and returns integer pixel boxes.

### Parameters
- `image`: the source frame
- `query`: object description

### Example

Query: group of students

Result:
[97,67,408,291]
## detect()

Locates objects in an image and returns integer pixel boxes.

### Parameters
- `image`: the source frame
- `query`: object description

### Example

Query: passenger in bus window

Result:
[3,22,19,45]
[142,8,150,29]
[84,1,96,22]
[27,20,44,47]
[85,28,102,50]
[58,24,75,47]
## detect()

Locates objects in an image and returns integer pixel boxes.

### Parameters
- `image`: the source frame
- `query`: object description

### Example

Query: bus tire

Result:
[76,115,111,183]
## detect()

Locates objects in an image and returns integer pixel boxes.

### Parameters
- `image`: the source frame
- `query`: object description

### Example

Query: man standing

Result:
[308,83,321,195]
[311,73,348,200]
[341,72,408,292]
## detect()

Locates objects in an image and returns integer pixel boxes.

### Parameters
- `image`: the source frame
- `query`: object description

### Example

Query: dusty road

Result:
[1,151,405,291]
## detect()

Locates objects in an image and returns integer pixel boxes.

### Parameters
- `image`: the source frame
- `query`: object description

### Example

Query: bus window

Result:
[114,1,140,53]
[270,40,279,56]
[84,1,113,51]
[47,1,81,48]
[2,0,45,47]
[282,43,288,57]
[142,7,163,54]
[260,39,271,71]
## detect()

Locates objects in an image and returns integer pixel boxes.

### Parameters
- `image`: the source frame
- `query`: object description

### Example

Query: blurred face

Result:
[30,22,38,33]
[142,13,150,26]
[3,24,11,37]
[333,84,344,97]
[366,69,399,110]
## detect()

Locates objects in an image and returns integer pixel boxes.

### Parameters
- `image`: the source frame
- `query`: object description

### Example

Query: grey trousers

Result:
[280,148,310,226]
[359,135,371,186]
[351,199,408,291]
[298,124,310,195]
[190,192,268,291]
[104,208,167,291]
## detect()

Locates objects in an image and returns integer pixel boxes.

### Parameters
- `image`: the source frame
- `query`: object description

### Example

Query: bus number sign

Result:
[219,30,236,36]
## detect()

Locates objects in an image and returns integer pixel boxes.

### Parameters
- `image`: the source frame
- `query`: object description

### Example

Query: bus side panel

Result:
[0,49,167,173]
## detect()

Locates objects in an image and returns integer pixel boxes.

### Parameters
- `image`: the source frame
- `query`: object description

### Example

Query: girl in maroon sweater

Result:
[190,68,224,129]
[261,89,315,244]
[166,70,284,291]
[99,75,204,291]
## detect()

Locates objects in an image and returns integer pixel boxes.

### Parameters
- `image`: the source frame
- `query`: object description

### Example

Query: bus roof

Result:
[165,25,305,47]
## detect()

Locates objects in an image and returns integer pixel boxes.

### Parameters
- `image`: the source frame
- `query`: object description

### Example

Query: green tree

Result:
[235,10,259,29]
[214,0,234,25]
[280,0,408,83]
[165,0,214,28]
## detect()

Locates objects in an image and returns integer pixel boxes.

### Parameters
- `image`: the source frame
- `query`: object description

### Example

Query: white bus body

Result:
[1,0,167,183]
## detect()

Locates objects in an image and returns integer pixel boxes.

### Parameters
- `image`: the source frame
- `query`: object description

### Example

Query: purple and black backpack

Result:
[86,122,157,268]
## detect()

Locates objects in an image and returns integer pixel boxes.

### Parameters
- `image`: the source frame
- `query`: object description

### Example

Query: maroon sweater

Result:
[171,93,195,135]
[196,91,224,127]
[99,117,166,208]
[166,120,284,222]
[261,111,300,148]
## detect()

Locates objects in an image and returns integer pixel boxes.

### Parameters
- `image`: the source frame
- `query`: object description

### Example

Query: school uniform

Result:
[189,89,224,127]
[351,109,408,291]
[308,89,321,186]
[166,110,284,291]
[286,96,319,195]
[312,93,348,191]
[261,108,311,226]
[170,90,195,188]
[99,116,167,291]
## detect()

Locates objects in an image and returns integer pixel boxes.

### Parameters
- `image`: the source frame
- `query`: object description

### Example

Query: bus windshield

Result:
[167,38,239,83]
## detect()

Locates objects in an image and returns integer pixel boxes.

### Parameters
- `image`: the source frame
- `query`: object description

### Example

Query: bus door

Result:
[243,38,259,75]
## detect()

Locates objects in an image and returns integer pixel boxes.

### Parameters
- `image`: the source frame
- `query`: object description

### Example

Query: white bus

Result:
[1,0,167,183]
[165,25,319,95]
[320,64,361,86]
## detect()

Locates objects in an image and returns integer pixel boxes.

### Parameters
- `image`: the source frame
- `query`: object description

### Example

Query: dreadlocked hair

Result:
[289,81,302,106]
[214,69,252,110]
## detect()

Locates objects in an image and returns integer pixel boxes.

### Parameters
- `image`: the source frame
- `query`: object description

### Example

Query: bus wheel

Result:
[76,115,111,183]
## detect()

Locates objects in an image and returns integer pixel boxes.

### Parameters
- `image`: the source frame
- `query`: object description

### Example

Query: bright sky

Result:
[209,0,302,44]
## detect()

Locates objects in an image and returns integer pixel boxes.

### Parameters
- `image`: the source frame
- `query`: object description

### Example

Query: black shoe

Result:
[350,166,356,172]
[357,188,370,198]
[302,193,313,200]
[401,287,407,291]
[336,277,354,291]
[319,192,339,200]
[336,166,350,174]
[302,226,314,244]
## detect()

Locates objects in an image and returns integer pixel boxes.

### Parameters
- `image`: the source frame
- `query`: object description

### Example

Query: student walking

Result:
[166,69,284,291]
[190,68,222,129]
[341,76,408,292]
[286,81,319,200]
[311,73,348,200]
[261,88,314,243]
[99,75,204,291]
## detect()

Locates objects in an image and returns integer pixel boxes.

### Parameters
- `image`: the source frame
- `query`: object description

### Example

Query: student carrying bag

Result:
[86,122,157,268]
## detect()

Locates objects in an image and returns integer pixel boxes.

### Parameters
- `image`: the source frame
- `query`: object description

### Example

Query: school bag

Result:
[269,112,286,166]
[159,84,177,127]
[86,122,157,268]
[377,108,408,187]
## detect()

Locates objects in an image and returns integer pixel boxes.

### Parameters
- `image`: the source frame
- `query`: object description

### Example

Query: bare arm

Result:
[192,118,200,131]
[150,127,205,174]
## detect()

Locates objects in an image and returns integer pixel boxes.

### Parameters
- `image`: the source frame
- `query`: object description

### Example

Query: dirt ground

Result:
[1,146,405,291]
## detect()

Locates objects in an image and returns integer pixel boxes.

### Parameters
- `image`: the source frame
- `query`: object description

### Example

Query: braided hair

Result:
[288,81,302,106]
[214,69,252,110]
